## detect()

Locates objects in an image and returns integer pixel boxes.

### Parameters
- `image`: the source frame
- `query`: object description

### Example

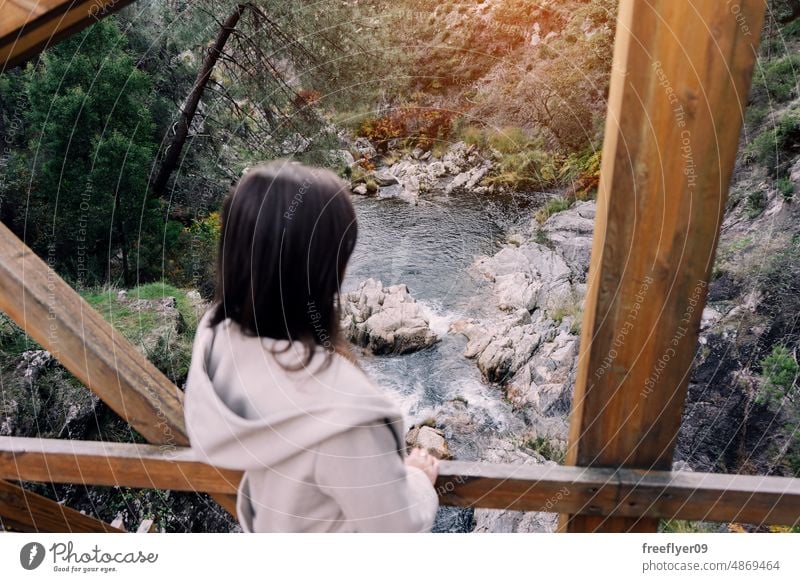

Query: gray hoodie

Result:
[184,311,439,532]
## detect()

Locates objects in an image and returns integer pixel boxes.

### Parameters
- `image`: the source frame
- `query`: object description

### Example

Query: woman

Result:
[184,161,440,532]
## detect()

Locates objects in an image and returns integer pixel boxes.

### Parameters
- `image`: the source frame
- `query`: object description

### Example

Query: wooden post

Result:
[561,0,766,532]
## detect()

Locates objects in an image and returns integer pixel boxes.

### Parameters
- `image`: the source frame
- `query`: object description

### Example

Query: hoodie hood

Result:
[184,311,406,471]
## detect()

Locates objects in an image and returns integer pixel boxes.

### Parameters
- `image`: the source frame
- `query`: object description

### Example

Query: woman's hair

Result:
[209,161,358,369]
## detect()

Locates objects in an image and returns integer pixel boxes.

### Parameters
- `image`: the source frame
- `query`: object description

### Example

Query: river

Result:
[344,190,537,460]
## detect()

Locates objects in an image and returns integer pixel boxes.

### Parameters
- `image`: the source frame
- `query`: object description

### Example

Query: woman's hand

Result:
[405,447,439,485]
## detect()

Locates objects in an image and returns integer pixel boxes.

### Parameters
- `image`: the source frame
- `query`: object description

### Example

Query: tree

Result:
[150,3,247,198]
[22,19,161,285]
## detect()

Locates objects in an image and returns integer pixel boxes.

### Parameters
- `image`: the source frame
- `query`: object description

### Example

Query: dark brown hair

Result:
[209,161,358,369]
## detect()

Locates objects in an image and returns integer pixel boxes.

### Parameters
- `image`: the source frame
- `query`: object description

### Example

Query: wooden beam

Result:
[2,438,798,527]
[0,221,238,515]
[0,223,187,446]
[0,479,122,532]
[0,0,136,69]
[437,462,800,527]
[561,0,766,532]
[0,437,242,494]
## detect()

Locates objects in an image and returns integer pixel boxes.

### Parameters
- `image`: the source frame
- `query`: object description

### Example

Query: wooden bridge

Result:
[1,0,798,533]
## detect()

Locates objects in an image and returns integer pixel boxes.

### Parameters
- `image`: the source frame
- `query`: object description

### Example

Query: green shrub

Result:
[746,112,800,178]
[745,104,768,127]
[525,436,565,462]
[487,126,528,154]
[747,190,767,218]
[486,147,562,192]
[753,54,800,103]
[534,196,573,224]
[166,213,220,298]
[756,345,799,407]
[659,520,714,533]
[777,177,795,200]
[459,125,489,149]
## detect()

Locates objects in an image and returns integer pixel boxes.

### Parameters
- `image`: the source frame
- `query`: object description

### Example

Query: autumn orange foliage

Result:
[357,106,454,151]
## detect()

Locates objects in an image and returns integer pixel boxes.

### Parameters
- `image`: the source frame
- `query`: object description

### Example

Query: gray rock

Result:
[442,141,480,175]
[378,183,418,205]
[445,163,491,194]
[790,157,800,184]
[338,149,356,167]
[341,279,438,354]
[374,168,399,186]
[470,438,559,532]
[280,133,312,155]
[353,137,377,159]
[474,244,572,313]
[352,183,368,196]
[540,200,596,280]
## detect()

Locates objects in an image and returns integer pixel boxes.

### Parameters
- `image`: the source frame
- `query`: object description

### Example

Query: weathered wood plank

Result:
[617,469,800,527]
[438,462,800,527]
[3,439,798,526]
[562,0,766,532]
[0,479,123,532]
[1,0,136,69]
[0,224,188,445]
[0,222,238,516]
[0,437,242,494]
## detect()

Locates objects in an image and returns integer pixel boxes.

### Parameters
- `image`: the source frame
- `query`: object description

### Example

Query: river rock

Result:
[540,200,596,280]
[378,183,418,205]
[474,244,572,313]
[341,279,438,354]
[338,149,356,167]
[453,310,556,383]
[406,425,452,459]
[505,330,579,414]
[442,141,481,175]
[445,162,492,195]
[352,183,368,196]
[374,168,399,186]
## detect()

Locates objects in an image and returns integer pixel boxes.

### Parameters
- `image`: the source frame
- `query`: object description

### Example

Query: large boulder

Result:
[473,244,572,313]
[341,279,438,354]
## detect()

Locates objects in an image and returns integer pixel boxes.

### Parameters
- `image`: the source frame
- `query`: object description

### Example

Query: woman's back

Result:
[186,313,438,532]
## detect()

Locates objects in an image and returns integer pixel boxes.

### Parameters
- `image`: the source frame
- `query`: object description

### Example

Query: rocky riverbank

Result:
[344,139,499,205]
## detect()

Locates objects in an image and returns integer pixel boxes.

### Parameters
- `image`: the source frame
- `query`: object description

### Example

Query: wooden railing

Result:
[1,0,797,533]
[2,437,799,527]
